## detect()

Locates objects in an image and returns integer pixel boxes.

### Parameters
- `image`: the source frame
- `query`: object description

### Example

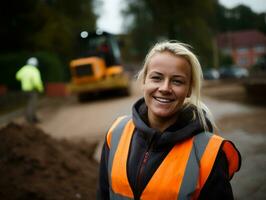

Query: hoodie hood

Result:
[132,98,212,150]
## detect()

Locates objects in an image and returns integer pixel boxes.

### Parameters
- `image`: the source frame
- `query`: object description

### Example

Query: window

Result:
[236,47,248,53]
[254,45,265,53]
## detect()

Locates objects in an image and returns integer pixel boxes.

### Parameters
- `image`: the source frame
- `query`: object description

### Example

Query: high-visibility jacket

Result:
[16,65,44,92]
[106,116,240,200]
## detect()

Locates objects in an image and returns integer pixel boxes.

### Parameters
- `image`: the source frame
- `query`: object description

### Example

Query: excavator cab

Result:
[68,30,129,100]
[77,30,121,67]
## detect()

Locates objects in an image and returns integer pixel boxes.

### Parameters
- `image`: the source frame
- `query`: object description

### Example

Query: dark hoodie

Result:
[97,98,235,200]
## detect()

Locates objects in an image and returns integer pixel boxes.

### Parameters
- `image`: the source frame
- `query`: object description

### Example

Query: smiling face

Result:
[143,51,192,125]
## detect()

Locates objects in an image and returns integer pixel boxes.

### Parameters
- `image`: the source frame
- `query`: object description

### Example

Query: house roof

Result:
[216,30,266,48]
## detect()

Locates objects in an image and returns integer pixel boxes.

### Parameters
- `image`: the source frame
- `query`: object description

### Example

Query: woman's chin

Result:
[152,110,175,120]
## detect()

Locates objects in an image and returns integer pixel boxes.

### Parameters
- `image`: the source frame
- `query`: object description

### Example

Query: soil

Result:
[202,80,266,133]
[203,80,247,102]
[202,79,266,107]
[0,123,98,200]
[218,110,266,134]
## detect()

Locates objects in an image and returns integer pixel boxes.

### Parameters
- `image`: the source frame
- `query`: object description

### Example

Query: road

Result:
[8,80,266,199]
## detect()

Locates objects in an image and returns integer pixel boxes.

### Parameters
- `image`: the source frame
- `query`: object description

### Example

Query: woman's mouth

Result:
[153,96,174,103]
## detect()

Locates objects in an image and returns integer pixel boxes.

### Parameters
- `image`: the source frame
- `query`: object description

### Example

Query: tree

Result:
[122,0,218,66]
[216,4,266,33]
[0,0,97,85]
[0,0,97,59]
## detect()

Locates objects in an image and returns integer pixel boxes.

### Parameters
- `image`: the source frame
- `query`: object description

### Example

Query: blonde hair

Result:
[137,41,215,132]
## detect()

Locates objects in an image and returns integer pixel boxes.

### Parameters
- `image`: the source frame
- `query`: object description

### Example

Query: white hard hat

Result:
[27,57,38,66]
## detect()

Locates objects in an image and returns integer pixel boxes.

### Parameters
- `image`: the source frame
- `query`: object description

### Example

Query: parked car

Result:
[219,66,249,79]
[203,69,220,80]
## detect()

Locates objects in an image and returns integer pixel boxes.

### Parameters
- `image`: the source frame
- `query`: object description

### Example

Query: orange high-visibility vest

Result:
[106,116,240,200]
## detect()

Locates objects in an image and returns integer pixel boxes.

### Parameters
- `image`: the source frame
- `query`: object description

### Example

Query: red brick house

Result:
[216,30,266,68]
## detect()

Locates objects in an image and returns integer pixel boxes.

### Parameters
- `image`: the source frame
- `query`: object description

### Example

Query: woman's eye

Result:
[172,79,183,85]
[151,76,161,81]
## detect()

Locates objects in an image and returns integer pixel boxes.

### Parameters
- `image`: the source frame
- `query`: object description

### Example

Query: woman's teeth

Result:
[154,97,173,103]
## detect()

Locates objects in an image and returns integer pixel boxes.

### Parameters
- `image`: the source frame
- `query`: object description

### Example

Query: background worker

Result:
[16,57,44,123]
[97,41,241,199]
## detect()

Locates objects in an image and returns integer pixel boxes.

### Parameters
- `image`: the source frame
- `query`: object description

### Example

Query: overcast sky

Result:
[97,0,266,34]
[220,0,266,12]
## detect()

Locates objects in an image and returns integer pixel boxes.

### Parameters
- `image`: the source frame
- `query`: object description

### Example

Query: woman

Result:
[97,41,241,200]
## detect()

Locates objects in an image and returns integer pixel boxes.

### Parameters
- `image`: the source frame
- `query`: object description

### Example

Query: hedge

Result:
[0,52,66,90]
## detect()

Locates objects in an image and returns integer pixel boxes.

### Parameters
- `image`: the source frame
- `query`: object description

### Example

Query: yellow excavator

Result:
[68,30,130,101]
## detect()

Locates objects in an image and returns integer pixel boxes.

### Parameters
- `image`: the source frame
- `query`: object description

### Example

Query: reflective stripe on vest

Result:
[107,117,240,200]
[107,116,134,198]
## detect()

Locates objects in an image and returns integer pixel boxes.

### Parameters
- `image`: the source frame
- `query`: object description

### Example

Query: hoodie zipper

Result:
[137,151,150,184]
[136,151,150,199]
[135,139,155,199]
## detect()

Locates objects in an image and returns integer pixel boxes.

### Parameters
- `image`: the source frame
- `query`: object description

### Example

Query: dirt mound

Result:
[0,123,99,200]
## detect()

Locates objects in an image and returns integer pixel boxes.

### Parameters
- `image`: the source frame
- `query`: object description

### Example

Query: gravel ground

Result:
[203,80,266,200]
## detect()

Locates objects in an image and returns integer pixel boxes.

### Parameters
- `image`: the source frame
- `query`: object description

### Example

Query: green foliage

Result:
[216,5,266,33]
[0,52,65,90]
[219,54,233,66]
[35,52,65,82]
[0,53,28,89]
[122,0,217,66]
[0,0,97,59]
[122,1,265,68]
[252,54,266,71]
[0,0,97,88]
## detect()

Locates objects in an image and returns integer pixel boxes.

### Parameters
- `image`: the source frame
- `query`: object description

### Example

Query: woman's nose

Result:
[158,80,171,93]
